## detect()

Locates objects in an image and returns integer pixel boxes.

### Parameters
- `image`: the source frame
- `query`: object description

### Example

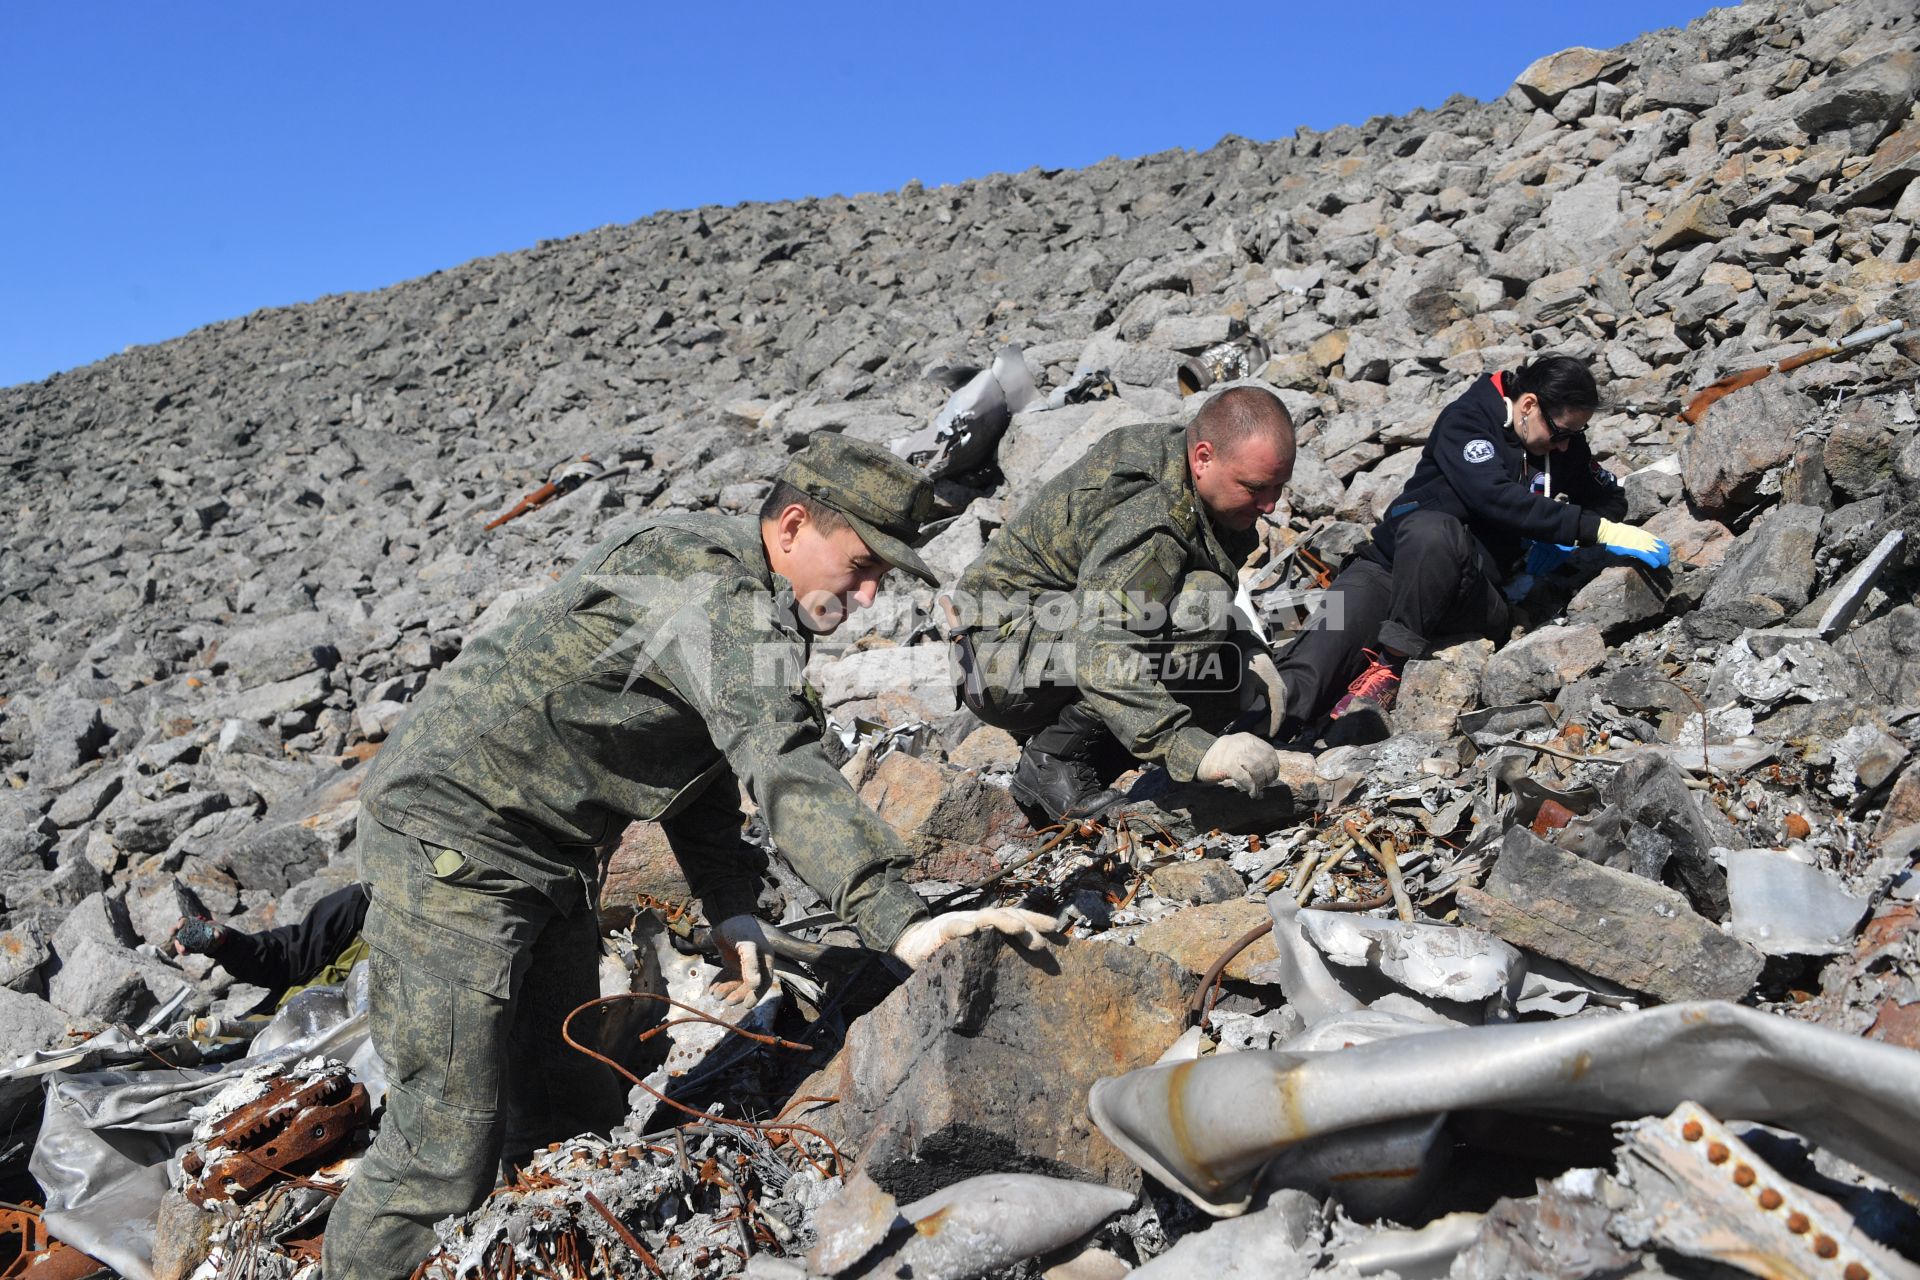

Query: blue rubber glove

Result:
[1504,541,1577,603]
[1524,541,1577,578]
[1595,519,1673,569]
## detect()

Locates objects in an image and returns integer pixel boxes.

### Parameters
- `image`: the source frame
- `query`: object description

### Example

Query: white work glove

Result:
[711,915,782,1006]
[1198,733,1282,797]
[890,908,1059,969]
[1240,650,1289,738]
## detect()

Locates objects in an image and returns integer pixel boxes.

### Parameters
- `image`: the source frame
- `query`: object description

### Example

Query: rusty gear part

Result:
[180,1065,371,1207]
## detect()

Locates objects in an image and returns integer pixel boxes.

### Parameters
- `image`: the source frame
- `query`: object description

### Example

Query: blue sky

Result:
[1,2,1715,389]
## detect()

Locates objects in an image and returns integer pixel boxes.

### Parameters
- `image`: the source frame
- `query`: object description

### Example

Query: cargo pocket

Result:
[363,897,514,1116]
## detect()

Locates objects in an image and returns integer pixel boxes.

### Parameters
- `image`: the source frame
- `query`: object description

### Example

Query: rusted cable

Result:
[560,994,847,1179]
[1187,919,1274,1027]
[583,1190,664,1277]
[1183,884,1395,1030]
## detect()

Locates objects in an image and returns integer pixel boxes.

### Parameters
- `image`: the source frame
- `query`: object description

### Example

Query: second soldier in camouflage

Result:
[952,385,1299,821]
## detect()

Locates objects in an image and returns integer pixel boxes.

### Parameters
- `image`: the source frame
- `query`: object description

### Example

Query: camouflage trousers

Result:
[955,570,1247,736]
[322,814,624,1280]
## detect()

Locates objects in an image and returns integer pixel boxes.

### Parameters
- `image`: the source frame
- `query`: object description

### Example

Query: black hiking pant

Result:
[1273,509,1510,724]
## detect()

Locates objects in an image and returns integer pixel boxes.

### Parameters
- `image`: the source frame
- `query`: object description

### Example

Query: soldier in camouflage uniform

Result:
[951,386,1298,822]
[324,434,1054,1280]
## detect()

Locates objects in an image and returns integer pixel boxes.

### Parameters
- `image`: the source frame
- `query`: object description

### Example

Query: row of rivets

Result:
[1677,1112,1861,1278]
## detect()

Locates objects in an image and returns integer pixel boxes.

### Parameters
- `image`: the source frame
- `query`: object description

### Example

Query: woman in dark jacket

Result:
[1270,355,1668,730]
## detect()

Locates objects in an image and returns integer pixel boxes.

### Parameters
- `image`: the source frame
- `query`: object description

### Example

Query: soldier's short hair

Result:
[758,479,851,533]
[1186,385,1295,458]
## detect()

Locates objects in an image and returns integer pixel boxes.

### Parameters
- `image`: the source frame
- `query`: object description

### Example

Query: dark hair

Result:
[1185,385,1296,457]
[1506,355,1599,419]
[758,479,850,532]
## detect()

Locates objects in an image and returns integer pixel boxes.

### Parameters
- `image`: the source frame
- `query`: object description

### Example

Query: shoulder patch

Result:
[1123,557,1174,603]
[1463,438,1496,464]
[1589,461,1620,487]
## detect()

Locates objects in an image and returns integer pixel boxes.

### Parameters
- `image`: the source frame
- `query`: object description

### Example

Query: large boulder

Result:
[1481,624,1605,706]
[1681,377,1815,517]
[857,753,1031,883]
[793,933,1187,1199]
[1511,47,1626,106]
[1690,504,1823,640]
[46,934,191,1024]
[0,985,101,1064]
[213,764,363,892]
[207,611,341,687]
[1458,829,1762,1004]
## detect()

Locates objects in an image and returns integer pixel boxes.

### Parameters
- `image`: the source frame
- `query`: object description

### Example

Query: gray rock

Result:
[26,689,112,786]
[1283,445,1347,521]
[1481,624,1606,705]
[1605,753,1735,920]
[1681,376,1816,517]
[1395,638,1493,735]
[1792,49,1920,135]
[1692,504,1822,639]
[1823,411,1895,500]
[1567,565,1665,638]
[0,984,98,1064]
[200,669,330,723]
[46,933,188,1024]
[214,766,364,892]
[1512,47,1626,106]
[1623,466,1682,523]
[0,816,54,875]
[46,765,124,828]
[1146,858,1246,904]
[51,890,141,960]
[1457,828,1762,1004]
[814,646,958,713]
[9,856,108,927]
[110,790,231,855]
[0,919,51,994]
[1846,604,1920,709]
[210,611,340,686]
[1148,314,1234,352]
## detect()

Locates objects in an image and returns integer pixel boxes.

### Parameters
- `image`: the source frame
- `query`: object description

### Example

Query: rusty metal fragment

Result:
[1611,1103,1920,1280]
[179,1064,369,1207]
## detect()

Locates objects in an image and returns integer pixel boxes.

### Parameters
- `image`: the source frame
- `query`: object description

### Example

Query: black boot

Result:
[1010,702,1125,823]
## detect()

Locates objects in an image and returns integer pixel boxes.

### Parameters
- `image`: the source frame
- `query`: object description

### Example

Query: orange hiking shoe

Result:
[1330,650,1403,719]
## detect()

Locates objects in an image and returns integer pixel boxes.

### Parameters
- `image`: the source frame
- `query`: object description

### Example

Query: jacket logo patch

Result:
[1124,559,1172,602]
[1463,439,1496,464]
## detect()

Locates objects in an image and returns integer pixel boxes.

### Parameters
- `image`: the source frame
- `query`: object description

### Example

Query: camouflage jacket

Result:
[957,422,1257,781]
[363,513,928,949]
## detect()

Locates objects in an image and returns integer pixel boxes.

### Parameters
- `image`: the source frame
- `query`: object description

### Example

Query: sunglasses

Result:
[1527,400,1584,442]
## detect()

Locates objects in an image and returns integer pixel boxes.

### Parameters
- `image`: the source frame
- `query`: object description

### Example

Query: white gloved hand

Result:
[1197,732,1282,797]
[1240,650,1289,738]
[890,908,1060,969]
[711,915,782,1006]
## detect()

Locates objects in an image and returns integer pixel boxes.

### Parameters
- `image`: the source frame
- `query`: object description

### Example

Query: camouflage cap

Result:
[780,432,940,586]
